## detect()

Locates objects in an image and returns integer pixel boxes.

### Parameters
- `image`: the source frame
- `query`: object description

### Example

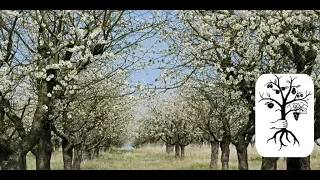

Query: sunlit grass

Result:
[26,143,320,170]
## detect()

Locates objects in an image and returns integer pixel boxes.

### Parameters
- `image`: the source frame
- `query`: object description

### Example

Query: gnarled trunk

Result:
[35,73,54,170]
[3,97,48,170]
[235,144,248,170]
[220,137,230,170]
[1,152,26,170]
[62,140,73,170]
[261,157,278,170]
[36,126,53,170]
[72,145,82,170]
[210,140,219,170]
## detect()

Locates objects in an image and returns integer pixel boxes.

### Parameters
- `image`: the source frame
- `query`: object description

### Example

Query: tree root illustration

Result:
[266,128,300,151]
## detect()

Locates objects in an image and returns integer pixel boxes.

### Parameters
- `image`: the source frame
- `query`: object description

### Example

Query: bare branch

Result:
[258,92,282,107]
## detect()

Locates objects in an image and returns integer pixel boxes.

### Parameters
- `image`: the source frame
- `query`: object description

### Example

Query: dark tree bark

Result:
[72,145,82,170]
[35,68,57,170]
[220,137,230,170]
[62,140,73,170]
[52,123,73,170]
[166,142,174,153]
[261,157,278,170]
[235,144,248,170]
[210,140,219,170]
[0,94,5,139]
[94,146,99,159]
[3,98,48,170]
[0,94,43,170]
[180,145,185,160]
[1,153,26,170]
[103,139,111,152]
[282,45,317,170]
[174,143,180,159]
[286,156,310,170]
[36,125,53,170]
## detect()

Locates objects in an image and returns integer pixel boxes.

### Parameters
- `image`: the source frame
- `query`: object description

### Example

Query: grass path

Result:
[26,144,320,170]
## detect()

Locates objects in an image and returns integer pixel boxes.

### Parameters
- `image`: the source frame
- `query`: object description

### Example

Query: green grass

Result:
[26,143,320,170]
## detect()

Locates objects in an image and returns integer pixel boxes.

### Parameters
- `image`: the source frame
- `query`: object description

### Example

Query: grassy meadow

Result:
[26,143,320,170]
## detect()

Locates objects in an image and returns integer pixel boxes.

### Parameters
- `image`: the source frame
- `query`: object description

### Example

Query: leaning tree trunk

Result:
[210,140,219,170]
[166,142,174,153]
[72,145,82,170]
[220,137,230,170]
[36,124,53,170]
[174,143,180,159]
[180,145,185,160]
[62,140,73,170]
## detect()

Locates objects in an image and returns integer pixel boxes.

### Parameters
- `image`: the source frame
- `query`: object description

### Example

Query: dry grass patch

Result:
[26,143,320,170]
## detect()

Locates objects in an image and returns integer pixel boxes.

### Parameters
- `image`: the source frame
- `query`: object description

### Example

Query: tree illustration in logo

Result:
[258,75,312,151]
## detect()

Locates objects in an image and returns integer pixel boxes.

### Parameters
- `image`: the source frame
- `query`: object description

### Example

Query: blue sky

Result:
[127,10,168,88]
[129,40,165,86]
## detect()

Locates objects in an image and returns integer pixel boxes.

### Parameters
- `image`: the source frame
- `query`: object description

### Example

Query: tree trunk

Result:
[1,152,26,170]
[287,45,317,170]
[94,146,99,159]
[180,145,185,160]
[286,156,310,170]
[166,142,174,153]
[220,138,230,170]
[36,123,53,170]
[62,140,73,170]
[261,157,278,170]
[235,144,248,170]
[174,143,180,159]
[210,140,219,170]
[1,80,50,170]
[72,145,82,170]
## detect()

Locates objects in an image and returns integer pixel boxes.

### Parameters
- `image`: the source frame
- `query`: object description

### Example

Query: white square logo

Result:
[255,74,314,157]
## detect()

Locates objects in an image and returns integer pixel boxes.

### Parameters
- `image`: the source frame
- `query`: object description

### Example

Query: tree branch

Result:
[51,123,69,142]
[286,90,312,105]
[274,75,285,101]
[284,76,297,102]
[258,92,282,107]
